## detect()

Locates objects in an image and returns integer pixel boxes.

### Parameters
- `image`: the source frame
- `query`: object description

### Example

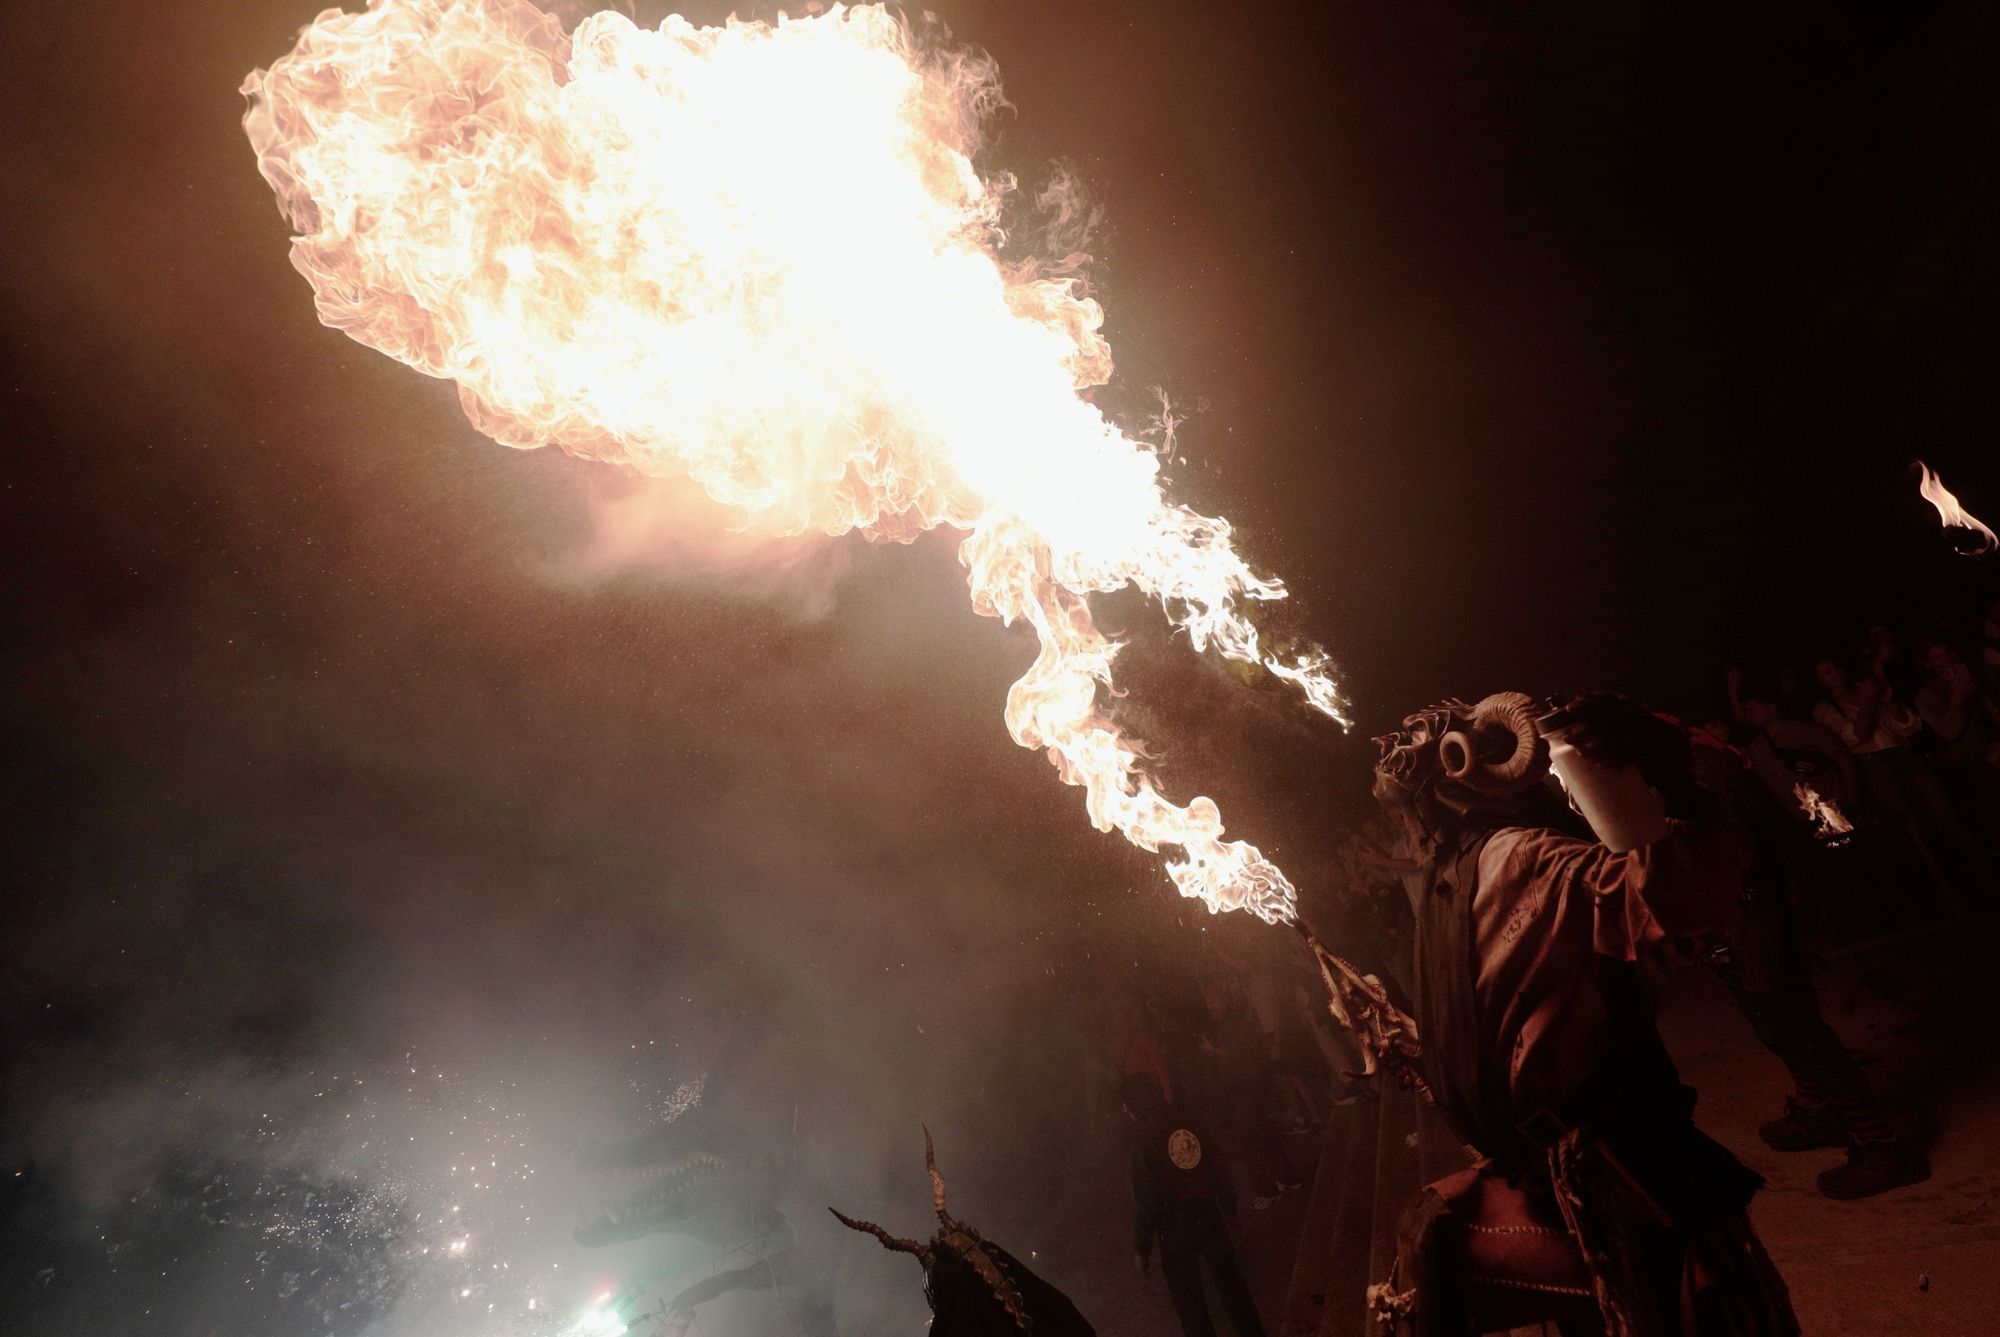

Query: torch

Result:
[1289,916,1431,1100]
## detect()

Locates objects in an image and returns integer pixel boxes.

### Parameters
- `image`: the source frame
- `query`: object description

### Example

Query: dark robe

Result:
[924,1241,1096,1337]
[1394,817,1797,1336]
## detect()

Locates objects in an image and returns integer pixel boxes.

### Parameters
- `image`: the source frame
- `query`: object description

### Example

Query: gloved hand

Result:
[1553,692,1705,819]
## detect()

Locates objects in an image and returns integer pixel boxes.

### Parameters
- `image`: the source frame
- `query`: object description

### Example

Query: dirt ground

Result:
[1662,939,2000,1335]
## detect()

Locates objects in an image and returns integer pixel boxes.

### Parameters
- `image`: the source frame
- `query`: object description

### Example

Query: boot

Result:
[1817,1141,1931,1200]
[1758,1099,1847,1152]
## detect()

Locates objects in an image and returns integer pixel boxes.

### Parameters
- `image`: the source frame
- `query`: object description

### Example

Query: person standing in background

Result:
[1110,997,1177,1106]
[1915,637,2000,771]
[1811,655,1991,892]
[1123,1074,1268,1337]
[1198,975,1300,1210]
[1689,725,1930,1199]
[1729,669,1859,820]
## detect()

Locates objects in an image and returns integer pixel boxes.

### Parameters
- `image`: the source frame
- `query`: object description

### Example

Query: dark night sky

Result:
[3,2,1999,1334]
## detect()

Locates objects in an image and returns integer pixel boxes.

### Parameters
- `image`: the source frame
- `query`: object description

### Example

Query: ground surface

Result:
[1666,941,2000,1336]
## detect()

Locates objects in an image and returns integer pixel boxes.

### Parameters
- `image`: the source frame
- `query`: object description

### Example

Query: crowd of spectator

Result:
[1707,595,2000,914]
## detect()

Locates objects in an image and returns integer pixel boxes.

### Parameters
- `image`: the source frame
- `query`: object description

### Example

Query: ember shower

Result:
[242,0,1345,923]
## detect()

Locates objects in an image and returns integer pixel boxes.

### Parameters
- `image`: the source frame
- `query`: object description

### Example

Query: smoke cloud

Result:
[0,8,1354,1335]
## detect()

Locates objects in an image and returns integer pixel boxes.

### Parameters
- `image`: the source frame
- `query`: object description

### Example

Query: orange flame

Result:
[1791,783,1852,839]
[241,0,1344,922]
[1916,460,1997,555]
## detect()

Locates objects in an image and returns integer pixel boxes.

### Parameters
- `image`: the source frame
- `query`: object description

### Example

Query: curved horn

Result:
[829,1207,931,1263]
[1458,691,1543,791]
[922,1124,954,1229]
[1438,729,1477,780]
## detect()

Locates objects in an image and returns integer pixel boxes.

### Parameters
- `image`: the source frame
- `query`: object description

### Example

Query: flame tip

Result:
[1915,460,1996,556]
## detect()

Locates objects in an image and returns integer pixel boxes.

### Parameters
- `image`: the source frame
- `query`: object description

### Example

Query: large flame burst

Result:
[243,0,1344,922]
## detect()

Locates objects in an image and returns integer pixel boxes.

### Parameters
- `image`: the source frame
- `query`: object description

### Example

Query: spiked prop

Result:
[1292,918,1430,1101]
[830,1127,1033,1330]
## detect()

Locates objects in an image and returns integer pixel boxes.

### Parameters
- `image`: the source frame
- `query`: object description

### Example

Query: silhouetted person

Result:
[1109,998,1177,1105]
[1197,975,1299,1209]
[1729,670,1857,820]
[1688,725,1929,1199]
[832,1132,1094,1337]
[1121,1073,1267,1337]
[1812,655,1991,891]
[1914,637,2000,770]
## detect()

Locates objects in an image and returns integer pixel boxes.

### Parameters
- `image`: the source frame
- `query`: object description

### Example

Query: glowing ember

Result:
[241,0,1344,922]
[1793,782,1853,839]
[1916,460,1996,556]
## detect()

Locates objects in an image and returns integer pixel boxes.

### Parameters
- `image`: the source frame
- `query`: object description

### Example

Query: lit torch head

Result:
[1916,460,1996,556]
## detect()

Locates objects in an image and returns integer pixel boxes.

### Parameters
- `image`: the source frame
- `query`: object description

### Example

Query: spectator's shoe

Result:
[1277,1176,1305,1193]
[1251,1191,1278,1211]
[1817,1141,1931,1200]
[1758,1099,1848,1152]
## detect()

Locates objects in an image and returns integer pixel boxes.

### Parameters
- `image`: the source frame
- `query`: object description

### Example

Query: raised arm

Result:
[1482,813,1750,962]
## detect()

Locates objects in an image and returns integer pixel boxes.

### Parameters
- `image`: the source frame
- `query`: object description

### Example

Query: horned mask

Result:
[1372,691,1549,826]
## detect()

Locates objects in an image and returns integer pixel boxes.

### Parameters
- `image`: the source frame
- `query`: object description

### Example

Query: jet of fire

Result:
[242,0,1344,923]
[1916,460,1997,556]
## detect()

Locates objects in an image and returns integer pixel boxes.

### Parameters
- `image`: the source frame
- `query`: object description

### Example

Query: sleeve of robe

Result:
[1478,812,1751,962]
